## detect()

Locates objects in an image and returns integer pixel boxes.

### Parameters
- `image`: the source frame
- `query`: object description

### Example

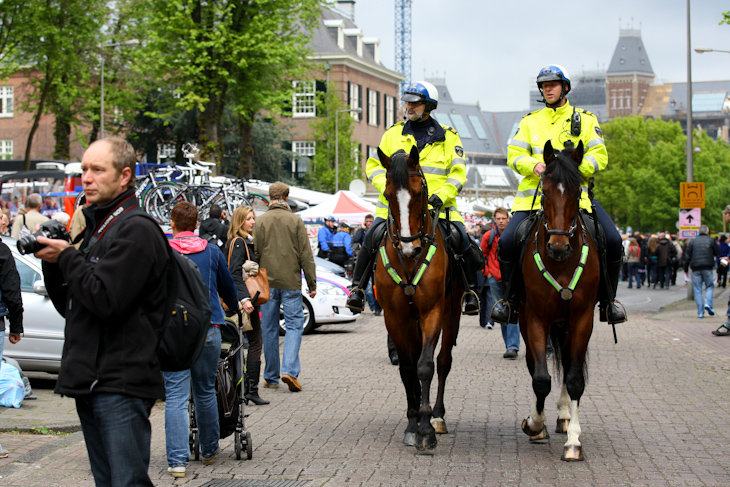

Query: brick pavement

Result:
[1,289,729,486]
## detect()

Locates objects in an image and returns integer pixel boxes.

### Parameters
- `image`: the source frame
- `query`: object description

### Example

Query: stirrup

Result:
[600,300,627,324]
[491,299,517,325]
[461,290,480,315]
[346,287,366,313]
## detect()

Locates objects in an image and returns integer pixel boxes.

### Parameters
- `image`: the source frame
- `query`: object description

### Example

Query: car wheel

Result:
[278,299,314,336]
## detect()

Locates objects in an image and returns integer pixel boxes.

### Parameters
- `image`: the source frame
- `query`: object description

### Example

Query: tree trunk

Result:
[53,110,71,160]
[198,97,223,165]
[24,73,54,171]
[238,114,254,179]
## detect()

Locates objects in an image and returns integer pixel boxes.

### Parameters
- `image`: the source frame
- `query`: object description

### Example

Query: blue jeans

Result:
[75,393,155,487]
[365,278,381,312]
[163,326,221,467]
[261,288,304,384]
[692,269,715,315]
[487,276,520,350]
[479,274,493,327]
[626,262,641,288]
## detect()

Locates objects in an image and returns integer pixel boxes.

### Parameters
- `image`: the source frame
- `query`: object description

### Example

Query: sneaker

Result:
[503,349,518,360]
[486,323,494,330]
[374,310,381,317]
[281,374,302,392]
[202,446,220,465]
[168,466,185,478]
[705,305,715,316]
[698,314,704,319]
[712,323,730,336]
[0,450,8,459]
[263,381,279,389]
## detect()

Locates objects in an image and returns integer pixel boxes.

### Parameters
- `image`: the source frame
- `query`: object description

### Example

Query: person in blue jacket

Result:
[330,222,353,268]
[317,216,336,258]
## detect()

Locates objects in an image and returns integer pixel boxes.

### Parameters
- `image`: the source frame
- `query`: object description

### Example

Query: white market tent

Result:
[296,190,376,225]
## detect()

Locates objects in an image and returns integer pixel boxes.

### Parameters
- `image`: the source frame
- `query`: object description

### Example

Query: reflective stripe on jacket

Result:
[366,119,466,224]
[507,101,607,212]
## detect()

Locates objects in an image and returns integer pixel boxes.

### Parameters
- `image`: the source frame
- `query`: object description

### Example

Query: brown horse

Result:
[519,140,600,461]
[374,146,463,452]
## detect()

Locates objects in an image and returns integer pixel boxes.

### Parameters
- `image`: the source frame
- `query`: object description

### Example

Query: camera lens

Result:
[17,235,43,255]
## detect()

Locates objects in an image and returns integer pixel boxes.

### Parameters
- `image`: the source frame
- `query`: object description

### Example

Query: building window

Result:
[292,81,316,117]
[157,143,175,163]
[384,95,395,128]
[348,82,361,121]
[0,139,12,160]
[367,89,379,126]
[293,140,316,157]
[0,86,13,117]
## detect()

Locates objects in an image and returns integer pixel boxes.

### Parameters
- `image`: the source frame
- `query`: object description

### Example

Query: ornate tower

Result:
[606,28,655,118]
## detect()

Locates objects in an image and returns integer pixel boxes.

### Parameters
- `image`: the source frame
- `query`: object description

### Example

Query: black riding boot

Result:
[346,221,386,313]
[491,258,519,325]
[460,244,481,316]
[599,257,627,324]
[244,361,270,405]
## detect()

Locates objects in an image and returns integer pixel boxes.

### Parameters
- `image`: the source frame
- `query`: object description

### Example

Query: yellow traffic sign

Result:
[680,182,705,209]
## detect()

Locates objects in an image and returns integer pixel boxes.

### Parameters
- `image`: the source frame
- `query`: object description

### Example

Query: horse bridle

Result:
[380,167,440,298]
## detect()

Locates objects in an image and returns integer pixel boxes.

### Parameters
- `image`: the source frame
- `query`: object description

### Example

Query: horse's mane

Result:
[545,149,582,195]
[390,149,409,190]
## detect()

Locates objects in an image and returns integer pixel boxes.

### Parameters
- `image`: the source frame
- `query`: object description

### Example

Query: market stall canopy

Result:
[296,190,376,224]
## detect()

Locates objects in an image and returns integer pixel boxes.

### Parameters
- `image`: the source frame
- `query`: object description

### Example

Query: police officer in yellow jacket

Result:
[346,80,481,315]
[491,65,626,325]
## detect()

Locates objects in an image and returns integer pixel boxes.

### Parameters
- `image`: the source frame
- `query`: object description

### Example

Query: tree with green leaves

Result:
[304,87,361,193]
[597,115,730,233]
[11,0,107,166]
[126,0,322,175]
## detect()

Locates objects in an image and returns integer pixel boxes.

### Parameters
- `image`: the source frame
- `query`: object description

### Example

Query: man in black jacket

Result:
[683,224,719,319]
[199,204,229,249]
[35,138,169,487]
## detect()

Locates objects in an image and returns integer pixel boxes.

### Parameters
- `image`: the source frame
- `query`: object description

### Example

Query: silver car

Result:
[2,236,65,373]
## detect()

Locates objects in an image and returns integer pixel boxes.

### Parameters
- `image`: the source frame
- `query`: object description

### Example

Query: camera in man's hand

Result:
[17,219,71,255]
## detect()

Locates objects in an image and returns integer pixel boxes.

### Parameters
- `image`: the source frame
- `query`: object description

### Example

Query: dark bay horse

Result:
[519,140,600,461]
[374,146,463,452]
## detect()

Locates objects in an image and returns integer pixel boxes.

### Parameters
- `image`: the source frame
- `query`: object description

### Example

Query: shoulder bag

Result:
[242,238,269,306]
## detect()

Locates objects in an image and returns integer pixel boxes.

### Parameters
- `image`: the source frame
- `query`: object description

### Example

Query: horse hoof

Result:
[521,418,549,441]
[415,432,437,452]
[555,418,569,434]
[430,417,448,434]
[403,432,416,446]
[561,445,584,461]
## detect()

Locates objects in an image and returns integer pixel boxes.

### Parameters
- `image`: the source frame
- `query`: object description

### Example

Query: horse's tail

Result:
[548,322,589,385]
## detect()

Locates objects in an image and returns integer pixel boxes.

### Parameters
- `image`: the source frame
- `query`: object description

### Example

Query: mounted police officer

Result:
[345,80,481,315]
[491,65,626,326]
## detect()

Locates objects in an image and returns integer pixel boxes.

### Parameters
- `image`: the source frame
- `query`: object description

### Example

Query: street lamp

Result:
[100,39,140,139]
[334,107,362,192]
[695,47,730,54]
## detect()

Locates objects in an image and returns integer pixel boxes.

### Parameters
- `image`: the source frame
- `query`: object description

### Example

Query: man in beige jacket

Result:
[11,194,49,239]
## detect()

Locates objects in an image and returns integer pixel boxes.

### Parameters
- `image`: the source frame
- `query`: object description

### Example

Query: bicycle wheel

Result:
[144,182,186,224]
[248,193,269,213]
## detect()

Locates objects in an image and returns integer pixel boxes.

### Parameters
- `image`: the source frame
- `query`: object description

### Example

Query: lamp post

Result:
[100,39,139,139]
[334,107,362,193]
[695,47,730,54]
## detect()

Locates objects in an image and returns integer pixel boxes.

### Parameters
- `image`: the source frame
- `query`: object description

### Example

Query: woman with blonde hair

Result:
[224,207,269,405]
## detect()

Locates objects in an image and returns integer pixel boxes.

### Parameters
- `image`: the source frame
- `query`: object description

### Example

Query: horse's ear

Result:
[378,147,391,170]
[408,145,420,169]
[572,140,584,165]
[544,140,555,164]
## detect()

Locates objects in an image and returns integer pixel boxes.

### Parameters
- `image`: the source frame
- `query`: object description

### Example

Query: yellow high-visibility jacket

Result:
[366,119,466,224]
[507,101,607,212]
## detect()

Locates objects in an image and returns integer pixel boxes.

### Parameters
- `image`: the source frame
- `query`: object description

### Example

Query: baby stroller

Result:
[189,312,252,460]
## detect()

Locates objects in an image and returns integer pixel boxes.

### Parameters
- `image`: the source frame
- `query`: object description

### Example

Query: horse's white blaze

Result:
[565,400,581,447]
[528,395,546,431]
[557,182,565,196]
[557,385,571,420]
[396,188,415,256]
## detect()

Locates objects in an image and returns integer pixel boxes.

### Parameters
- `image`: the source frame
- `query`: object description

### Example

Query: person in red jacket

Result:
[481,207,520,359]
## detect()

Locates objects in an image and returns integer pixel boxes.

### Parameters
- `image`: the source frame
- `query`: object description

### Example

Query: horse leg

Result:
[561,316,591,461]
[555,384,571,434]
[522,323,551,442]
[398,361,420,446]
[430,336,452,435]
[415,334,439,452]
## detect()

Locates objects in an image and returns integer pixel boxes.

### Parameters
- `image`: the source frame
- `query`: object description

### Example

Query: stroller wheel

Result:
[192,432,200,461]
[234,431,242,460]
[245,431,253,460]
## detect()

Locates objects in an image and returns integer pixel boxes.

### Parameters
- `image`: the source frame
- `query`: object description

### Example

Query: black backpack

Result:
[96,206,212,372]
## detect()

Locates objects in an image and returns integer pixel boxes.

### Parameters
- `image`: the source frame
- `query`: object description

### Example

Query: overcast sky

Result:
[351,0,729,112]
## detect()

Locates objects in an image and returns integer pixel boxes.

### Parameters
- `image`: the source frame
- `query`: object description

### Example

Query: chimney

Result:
[336,1,355,22]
